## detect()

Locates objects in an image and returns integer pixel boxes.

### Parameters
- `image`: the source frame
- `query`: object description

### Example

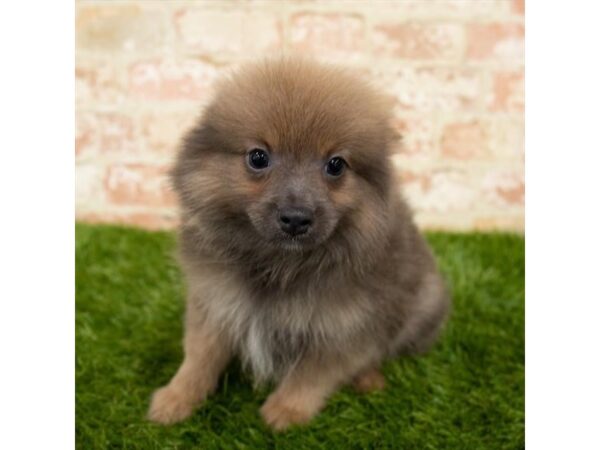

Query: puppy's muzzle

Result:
[278,207,313,236]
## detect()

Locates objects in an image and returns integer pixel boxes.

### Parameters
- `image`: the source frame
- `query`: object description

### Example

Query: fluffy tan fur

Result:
[148,57,450,430]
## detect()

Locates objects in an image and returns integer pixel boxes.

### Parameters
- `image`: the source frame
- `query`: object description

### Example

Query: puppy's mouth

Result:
[259,224,322,252]
[276,233,316,252]
[246,210,333,252]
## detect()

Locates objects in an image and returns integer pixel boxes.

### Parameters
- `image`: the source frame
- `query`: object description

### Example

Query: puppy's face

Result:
[242,143,358,250]
[175,59,396,253]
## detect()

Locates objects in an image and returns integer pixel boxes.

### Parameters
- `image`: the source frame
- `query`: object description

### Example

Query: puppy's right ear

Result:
[182,120,221,156]
[170,120,217,194]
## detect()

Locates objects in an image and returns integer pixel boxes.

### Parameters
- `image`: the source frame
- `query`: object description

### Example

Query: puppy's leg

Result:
[148,315,231,425]
[260,361,343,431]
[352,367,386,393]
[261,354,372,431]
[393,272,450,356]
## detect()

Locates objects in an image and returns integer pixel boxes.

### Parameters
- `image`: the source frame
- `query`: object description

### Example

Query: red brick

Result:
[174,8,283,56]
[467,23,524,61]
[377,1,512,17]
[381,67,483,112]
[400,168,477,213]
[76,112,136,159]
[76,110,199,159]
[104,164,176,208]
[76,59,126,106]
[290,13,366,61]
[441,121,488,159]
[489,71,524,112]
[76,4,167,53]
[512,0,525,15]
[373,23,462,60]
[128,58,220,102]
[483,168,524,207]
[399,170,432,191]
[393,116,438,157]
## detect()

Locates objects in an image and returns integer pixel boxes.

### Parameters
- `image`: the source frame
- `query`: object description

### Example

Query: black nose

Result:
[278,207,314,236]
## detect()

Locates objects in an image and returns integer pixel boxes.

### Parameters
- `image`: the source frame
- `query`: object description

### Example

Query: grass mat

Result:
[76,223,524,449]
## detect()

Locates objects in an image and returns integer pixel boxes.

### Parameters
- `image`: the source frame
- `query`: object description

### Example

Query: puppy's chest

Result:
[241,308,310,382]
[197,272,373,381]
[240,295,372,382]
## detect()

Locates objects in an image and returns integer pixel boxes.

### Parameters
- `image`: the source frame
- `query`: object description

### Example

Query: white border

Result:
[527,1,600,449]
[0,2,74,449]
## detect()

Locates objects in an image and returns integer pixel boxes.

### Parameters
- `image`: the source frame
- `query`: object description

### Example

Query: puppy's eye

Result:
[325,157,346,177]
[247,149,270,170]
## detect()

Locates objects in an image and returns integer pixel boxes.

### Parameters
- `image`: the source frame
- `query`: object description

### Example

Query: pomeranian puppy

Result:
[148,58,450,430]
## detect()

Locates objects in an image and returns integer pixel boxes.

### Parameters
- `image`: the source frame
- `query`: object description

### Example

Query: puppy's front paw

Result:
[148,385,196,425]
[260,393,315,431]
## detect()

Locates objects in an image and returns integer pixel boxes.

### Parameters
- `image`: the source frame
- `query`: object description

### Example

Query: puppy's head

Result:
[174,58,397,254]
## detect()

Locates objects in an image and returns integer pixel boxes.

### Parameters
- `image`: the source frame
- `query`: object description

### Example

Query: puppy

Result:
[148,58,450,430]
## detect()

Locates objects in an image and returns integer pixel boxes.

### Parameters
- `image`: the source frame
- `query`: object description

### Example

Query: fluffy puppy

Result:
[148,58,450,430]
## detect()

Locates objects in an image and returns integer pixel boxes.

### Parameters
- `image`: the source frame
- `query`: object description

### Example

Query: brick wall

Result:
[76,0,524,231]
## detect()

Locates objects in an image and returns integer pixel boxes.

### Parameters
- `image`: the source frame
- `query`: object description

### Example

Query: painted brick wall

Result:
[76,0,524,231]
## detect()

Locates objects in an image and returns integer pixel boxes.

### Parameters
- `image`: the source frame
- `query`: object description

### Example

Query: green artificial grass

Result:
[76,223,524,449]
